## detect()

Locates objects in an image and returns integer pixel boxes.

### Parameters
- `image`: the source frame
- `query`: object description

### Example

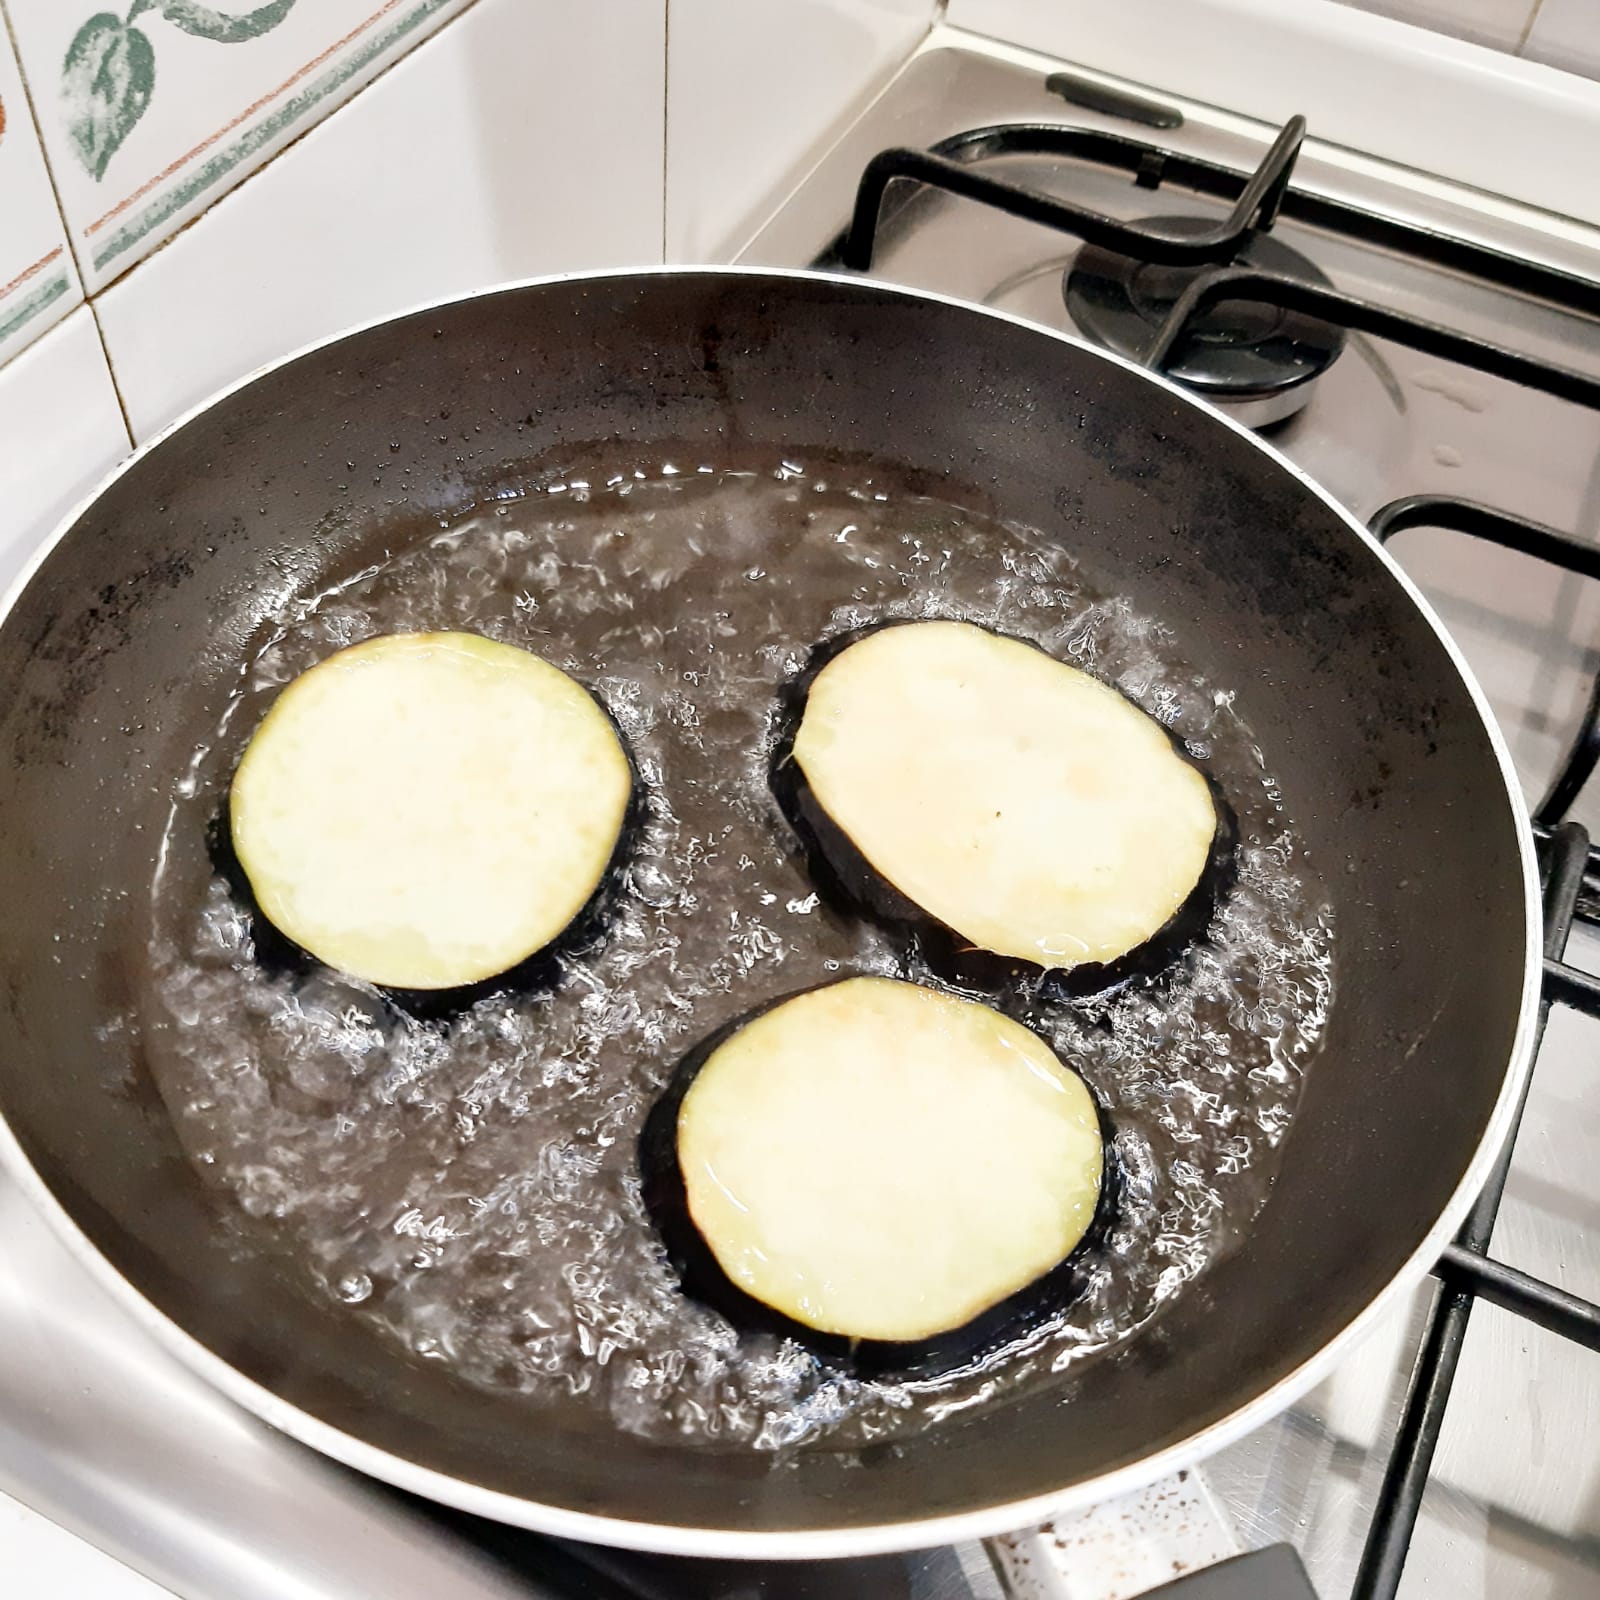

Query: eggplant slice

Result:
[642,976,1105,1367]
[778,620,1224,989]
[230,631,632,991]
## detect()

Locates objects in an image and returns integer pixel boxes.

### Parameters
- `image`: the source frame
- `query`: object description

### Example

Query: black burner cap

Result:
[1064,216,1345,409]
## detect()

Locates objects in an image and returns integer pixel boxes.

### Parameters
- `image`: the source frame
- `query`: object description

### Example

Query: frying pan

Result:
[0,269,1539,1556]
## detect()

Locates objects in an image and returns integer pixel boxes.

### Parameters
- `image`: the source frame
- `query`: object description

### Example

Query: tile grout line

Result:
[88,0,485,303]
[85,298,136,450]
[1517,0,1547,54]
[0,0,136,439]
[0,0,98,364]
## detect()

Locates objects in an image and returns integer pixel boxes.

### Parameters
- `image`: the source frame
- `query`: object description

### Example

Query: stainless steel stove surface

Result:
[7,26,1600,1600]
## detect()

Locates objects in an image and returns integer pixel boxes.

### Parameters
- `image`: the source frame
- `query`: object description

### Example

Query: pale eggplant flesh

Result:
[226,631,636,1003]
[640,975,1113,1376]
[771,620,1235,998]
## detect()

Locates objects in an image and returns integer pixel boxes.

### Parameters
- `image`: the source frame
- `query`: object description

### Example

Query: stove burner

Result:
[1064,216,1345,426]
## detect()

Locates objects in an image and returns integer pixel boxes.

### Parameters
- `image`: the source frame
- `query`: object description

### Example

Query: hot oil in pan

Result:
[142,461,1333,1453]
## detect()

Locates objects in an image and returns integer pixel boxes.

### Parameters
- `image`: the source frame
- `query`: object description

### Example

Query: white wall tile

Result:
[95,0,666,443]
[1524,0,1600,82]
[6,0,474,291]
[0,12,81,367]
[666,0,933,261]
[0,306,130,588]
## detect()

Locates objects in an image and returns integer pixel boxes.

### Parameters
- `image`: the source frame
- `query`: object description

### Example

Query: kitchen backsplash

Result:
[0,0,1591,610]
[6,0,475,293]
[0,0,934,384]
[666,0,930,259]
[0,0,935,611]
[0,15,79,367]
[1333,0,1600,75]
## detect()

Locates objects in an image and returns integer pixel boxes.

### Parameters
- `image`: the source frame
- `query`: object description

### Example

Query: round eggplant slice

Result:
[229,631,631,990]
[789,620,1218,975]
[659,975,1104,1348]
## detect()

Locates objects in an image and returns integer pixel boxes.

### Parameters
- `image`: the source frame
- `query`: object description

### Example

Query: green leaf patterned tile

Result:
[8,0,474,290]
[0,16,82,369]
[144,1,301,45]
[63,14,157,181]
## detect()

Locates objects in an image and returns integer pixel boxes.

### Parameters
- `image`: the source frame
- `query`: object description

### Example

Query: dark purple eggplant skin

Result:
[638,978,1118,1379]
[769,620,1237,1001]
[210,699,643,1023]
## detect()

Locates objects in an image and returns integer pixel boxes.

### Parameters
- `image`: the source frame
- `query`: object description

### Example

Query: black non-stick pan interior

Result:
[0,272,1528,1537]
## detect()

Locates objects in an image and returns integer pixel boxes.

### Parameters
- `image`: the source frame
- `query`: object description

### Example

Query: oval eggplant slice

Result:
[230,631,631,991]
[786,620,1219,978]
[645,976,1104,1354]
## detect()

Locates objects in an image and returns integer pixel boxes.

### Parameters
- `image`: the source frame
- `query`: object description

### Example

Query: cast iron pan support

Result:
[1348,822,1600,1599]
[837,116,1303,272]
[829,118,1600,316]
[1139,269,1600,409]
[1369,497,1600,827]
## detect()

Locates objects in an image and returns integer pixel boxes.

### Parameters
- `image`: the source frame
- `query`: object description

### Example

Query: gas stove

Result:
[735,27,1600,1599]
[5,21,1600,1600]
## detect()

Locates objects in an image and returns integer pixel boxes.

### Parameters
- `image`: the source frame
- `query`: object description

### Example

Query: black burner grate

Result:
[827,120,1600,319]
[830,112,1600,1600]
[1370,499,1600,827]
[1349,815,1600,1600]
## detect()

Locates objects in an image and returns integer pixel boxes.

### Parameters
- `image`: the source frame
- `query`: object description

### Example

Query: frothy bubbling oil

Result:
[141,462,1333,1453]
